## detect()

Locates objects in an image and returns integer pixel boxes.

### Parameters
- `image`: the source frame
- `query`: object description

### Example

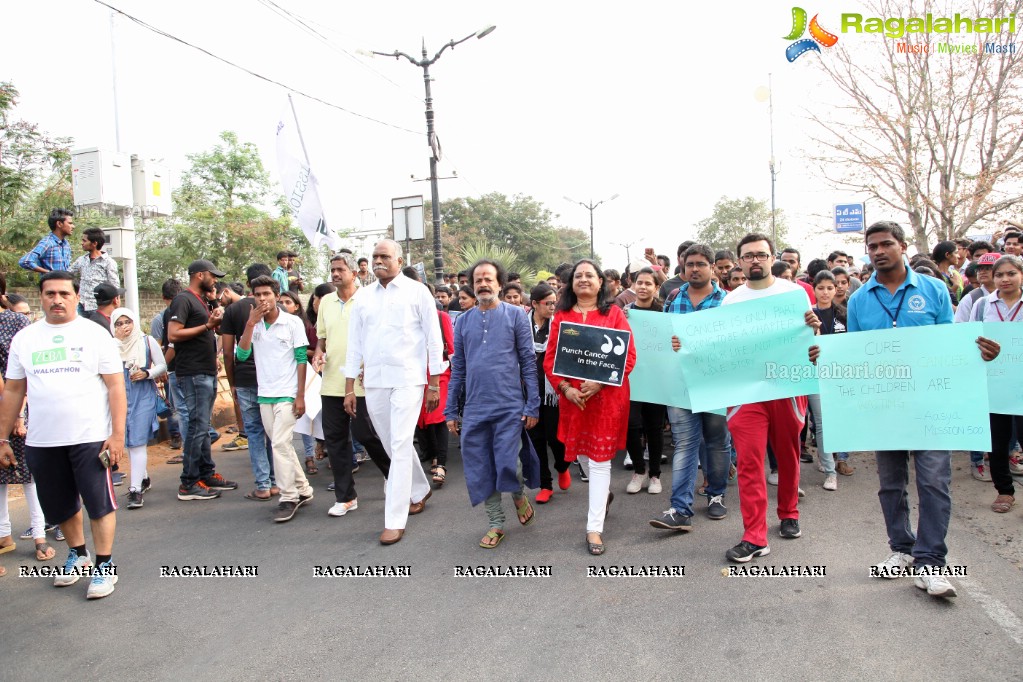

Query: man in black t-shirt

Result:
[84,283,125,335]
[220,263,277,499]
[167,259,237,501]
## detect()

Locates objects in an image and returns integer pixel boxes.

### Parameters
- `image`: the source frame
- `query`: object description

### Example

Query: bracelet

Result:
[427,386,440,393]
[0,439,9,445]
[345,392,355,397]
[559,381,570,394]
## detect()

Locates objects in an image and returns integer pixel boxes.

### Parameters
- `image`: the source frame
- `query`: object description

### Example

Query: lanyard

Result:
[871,288,908,328]
[995,298,1023,322]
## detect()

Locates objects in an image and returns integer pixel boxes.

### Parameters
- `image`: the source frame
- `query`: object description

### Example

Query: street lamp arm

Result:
[429,32,477,63]
[371,49,421,66]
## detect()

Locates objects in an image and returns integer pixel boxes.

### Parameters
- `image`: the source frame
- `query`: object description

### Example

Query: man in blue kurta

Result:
[445,260,541,548]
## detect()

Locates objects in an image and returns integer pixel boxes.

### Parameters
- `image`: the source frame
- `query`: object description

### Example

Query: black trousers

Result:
[529,403,567,490]
[626,401,666,477]
[416,422,449,467]
[989,413,1023,496]
[322,396,356,503]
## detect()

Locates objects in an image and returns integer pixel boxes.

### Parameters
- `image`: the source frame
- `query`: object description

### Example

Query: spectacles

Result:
[740,253,772,262]
[542,301,557,307]
[114,320,133,327]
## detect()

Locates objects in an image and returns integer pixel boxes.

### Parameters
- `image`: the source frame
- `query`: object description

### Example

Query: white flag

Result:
[276,105,341,251]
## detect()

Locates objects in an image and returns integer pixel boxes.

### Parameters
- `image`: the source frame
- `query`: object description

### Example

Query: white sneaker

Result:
[648,477,662,494]
[972,463,992,481]
[797,487,806,498]
[86,561,118,599]
[873,551,914,579]
[1009,453,1023,476]
[626,473,648,494]
[328,500,358,517]
[915,573,957,598]
[54,549,92,587]
[823,474,837,491]
[817,463,826,473]
[623,454,634,470]
[767,471,779,486]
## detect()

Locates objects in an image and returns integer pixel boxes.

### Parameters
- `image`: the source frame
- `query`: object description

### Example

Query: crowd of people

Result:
[1,207,1021,602]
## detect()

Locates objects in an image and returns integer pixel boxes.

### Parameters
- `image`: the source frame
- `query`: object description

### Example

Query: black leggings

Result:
[415,422,449,467]
[626,401,666,478]
[529,403,567,490]
[989,413,1023,496]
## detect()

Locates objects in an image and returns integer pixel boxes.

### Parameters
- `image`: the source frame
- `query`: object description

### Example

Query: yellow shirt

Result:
[316,290,365,398]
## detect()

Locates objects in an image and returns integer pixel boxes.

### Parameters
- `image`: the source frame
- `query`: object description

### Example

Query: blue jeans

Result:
[806,394,847,475]
[667,406,729,517]
[177,373,217,487]
[235,386,276,490]
[300,433,316,458]
[171,372,218,443]
[875,450,951,567]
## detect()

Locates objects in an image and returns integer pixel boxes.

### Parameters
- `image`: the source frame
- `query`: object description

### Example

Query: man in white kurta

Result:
[344,240,443,545]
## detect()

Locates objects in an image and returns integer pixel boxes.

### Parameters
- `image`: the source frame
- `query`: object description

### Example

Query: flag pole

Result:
[288,93,313,167]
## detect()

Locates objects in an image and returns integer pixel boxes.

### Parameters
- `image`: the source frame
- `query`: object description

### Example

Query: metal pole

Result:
[768,72,777,248]
[423,52,444,284]
[589,203,595,260]
[110,11,139,316]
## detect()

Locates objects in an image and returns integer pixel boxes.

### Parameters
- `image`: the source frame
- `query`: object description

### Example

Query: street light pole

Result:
[564,194,620,260]
[372,25,496,284]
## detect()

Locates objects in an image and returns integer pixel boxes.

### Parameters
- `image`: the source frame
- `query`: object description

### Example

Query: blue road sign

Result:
[834,203,865,233]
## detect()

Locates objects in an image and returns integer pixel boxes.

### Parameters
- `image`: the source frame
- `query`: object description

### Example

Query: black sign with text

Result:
[552,322,631,387]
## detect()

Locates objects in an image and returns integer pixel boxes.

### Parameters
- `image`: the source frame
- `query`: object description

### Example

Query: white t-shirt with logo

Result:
[6,317,122,447]
[251,312,309,399]
[723,277,812,308]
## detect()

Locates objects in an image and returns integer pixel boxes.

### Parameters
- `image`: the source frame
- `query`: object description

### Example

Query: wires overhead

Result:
[93,0,420,135]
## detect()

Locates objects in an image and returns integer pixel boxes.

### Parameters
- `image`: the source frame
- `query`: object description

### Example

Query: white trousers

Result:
[260,402,313,503]
[586,458,612,533]
[0,481,46,539]
[365,386,431,530]
[128,445,148,492]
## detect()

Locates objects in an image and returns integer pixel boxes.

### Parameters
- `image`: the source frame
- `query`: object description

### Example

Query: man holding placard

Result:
[721,234,819,564]
[809,221,1000,599]
[650,245,730,533]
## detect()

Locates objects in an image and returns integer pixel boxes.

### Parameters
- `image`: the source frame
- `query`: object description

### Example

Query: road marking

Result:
[951,557,1023,649]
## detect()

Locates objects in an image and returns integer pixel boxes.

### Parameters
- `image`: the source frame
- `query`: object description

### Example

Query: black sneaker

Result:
[726,540,771,563]
[574,460,589,482]
[779,518,801,539]
[169,434,183,449]
[140,477,152,494]
[111,472,125,486]
[178,482,221,500]
[707,494,727,520]
[274,501,299,523]
[126,490,144,509]
[800,449,814,463]
[297,493,313,508]
[201,473,238,491]
[649,509,692,532]
[327,482,336,492]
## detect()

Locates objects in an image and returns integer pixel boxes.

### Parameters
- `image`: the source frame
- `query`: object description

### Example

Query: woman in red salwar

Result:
[544,260,635,555]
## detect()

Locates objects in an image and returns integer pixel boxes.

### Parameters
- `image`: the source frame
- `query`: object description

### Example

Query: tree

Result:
[805,0,1023,250]
[135,131,323,288]
[694,196,788,253]
[392,192,590,279]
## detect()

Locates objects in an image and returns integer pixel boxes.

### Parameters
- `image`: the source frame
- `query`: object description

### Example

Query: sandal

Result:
[0,540,15,555]
[587,532,605,555]
[432,465,446,486]
[479,528,505,548]
[514,495,535,526]
[314,442,327,460]
[35,542,55,561]
[305,457,318,475]
[244,489,273,501]
[992,494,1015,513]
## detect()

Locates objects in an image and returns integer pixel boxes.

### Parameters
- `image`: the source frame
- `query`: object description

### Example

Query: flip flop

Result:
[0,541,15,555]
[479,528,505,548]
[244,490,273,501]
[35,542,55,561]
[166,456,183,465]
[514,496,535,526]
[992,494,1015,513]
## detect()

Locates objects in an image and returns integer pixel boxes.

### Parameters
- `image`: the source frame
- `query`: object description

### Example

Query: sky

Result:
[2,0,1007,270]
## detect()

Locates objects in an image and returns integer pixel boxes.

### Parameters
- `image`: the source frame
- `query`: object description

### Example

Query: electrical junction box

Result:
[131,156,172,217]
[70,148,133,208]
[103,227,136,260]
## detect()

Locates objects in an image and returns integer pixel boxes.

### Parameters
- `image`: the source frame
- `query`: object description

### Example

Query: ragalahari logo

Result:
[784,7,839,62]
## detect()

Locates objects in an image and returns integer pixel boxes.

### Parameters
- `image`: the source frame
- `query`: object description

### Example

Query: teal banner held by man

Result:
[817,323,991,451]
[675,290,818,412]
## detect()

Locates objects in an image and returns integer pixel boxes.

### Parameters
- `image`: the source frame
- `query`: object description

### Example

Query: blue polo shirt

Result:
[847,267,953,332]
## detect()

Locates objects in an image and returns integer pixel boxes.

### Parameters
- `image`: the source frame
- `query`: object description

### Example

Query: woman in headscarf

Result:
[110,307,167,509]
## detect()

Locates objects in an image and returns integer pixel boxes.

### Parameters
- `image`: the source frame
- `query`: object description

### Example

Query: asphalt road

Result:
[2,436,1022,681]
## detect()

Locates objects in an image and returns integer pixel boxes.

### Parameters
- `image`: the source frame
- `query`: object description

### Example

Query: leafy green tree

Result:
[395,192,590,280]
[694,196,788,254]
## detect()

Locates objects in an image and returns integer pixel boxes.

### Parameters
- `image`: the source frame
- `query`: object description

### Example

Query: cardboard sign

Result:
[552,322,631,386]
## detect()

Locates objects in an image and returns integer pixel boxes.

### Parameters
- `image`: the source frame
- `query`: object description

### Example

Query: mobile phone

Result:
[99,450,112,469]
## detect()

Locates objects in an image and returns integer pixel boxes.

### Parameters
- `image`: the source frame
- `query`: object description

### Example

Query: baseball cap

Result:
[94,283,126,304]
[978,253,1000,266]
[187,259,227,278]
